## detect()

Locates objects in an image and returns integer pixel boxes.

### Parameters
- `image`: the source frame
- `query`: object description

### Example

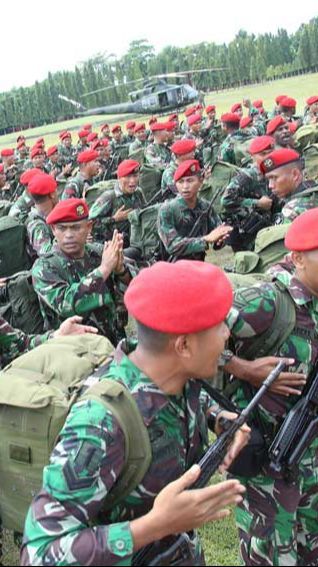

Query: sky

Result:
[2,0,317,92]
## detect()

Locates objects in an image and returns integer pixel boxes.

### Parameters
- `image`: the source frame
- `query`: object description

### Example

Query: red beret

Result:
[91,140,102,151]
[260,148,301,175]
[149,117,157,125]
[196,104,203,110]
[87,132,98,142]
[28,174,57,196]
[165,121,177,131]
[17,140,26,149]
[99,138,110,147]
[151,122,169,132]
[187,113,202,127]
[171,139,196,155]
[206,105,216,114]
[77,149,99,164]
[100,123,109,131]
[306,95,318,106]
[46,198,89,225]
[111,124,122,134]
[83,124,92,130]
[252,100,263,108]
[47,145,58,158]
[174,159,201,182]
[285,208,318,252]
[78,129,89,139]
[31,147,44,159]
[266,115,287,135]
[221,112,241,124]
[60,131,72,141]
[0,165,4,174]
[240,116,253,129]
[185,106,197,117]
[168,113,178,121]
[124,260,233,333]
[20,168,42,186]
[36,137,44,144]
[117,159,140,178]
[231,103,242,113]
[126,121,136,130]
[134,123,146,133]
[249,136,275,155]
[275,94,287,104]
[1,148,14,157]
[280,96,297,109]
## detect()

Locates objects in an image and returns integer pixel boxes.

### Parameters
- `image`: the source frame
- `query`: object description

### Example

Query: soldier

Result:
[279,96,298,122]
[218,113,251,165]
[58,131,76,166]
[239,116,258,137]
[83,123,92,133]
[260,148,318,223]
[76,129,90,152]
[129,123,147,155]
[89,159,145,246]
[111,124,129,165]
[303,95,318,125]
[0,164,11,200]
[231,103,243,119]
[266,116,295,148]
[26,173,58,258]
[158,159,232,260]
[23,146,48,172]
[165,120,177,148]
[124,120,136,144]
[0,314,97,369]
[61,149,100,200]
[269,94,288,118]
[144,122,171,170]
[32,198,131,344]
[22,259,249,567]
[46,145,73,180]
[100,122,111,141]
[227,208,318,566]
[161,139,196,199]
[92,138,114,181]
[8,168,42,223]
[15,140,29,171]
[221,136,276,252]
[1,148,18,198]
[87,132,99,146]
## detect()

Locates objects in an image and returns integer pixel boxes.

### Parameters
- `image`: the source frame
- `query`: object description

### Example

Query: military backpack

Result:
[139,164,163,204]
[294,124,318,153]
[84,180,116,208]
[199,160,240,215]
[128,203,161,260]
[303,144,318,181]
[0,216,32,278]
[0,334,151,533]
[0,271,44,334]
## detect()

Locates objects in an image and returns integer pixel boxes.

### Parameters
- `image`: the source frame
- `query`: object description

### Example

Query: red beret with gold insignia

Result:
[174,159,201,182]
[117,159,140,178]
[259,148,301,175]
[266,115,287,135]
[46,198,89,225]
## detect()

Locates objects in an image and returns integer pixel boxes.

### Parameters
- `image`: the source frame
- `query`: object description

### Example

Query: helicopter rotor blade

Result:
[81,77,145,98]
[58,94,85,111]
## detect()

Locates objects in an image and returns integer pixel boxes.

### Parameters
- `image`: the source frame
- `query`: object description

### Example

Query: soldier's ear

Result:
[174,335,192,359]
[290,250,305,270]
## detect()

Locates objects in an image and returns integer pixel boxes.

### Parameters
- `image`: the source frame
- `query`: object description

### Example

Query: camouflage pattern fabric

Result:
[144,142,171,170]
[26,208,54,258]
[161,160,178,198]
[227,261,318,566]
[61,172,93,200]
[32,243,127,344]
[129,138,147,155]
[221,164,270,224]
[21,339,208,566]
[276,180,318,224]
[158,195,221,260]
[0,315,50,369]
[89,182,146,246]
[218,131,253,165]
[8,189,34,223]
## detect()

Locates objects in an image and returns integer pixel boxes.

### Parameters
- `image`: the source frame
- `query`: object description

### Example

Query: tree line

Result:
[2,17,318,132]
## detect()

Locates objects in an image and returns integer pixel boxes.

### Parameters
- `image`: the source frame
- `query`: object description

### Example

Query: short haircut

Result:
[136,321,170,353]
[32,193,51,204]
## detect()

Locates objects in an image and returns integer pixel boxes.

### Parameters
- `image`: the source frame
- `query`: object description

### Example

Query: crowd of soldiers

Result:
[1,92,318,566]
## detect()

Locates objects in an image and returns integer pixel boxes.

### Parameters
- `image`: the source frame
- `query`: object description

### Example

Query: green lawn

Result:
[0,72,317,150]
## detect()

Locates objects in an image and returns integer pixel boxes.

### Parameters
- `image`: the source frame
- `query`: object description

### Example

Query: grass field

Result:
[0,72,317,150]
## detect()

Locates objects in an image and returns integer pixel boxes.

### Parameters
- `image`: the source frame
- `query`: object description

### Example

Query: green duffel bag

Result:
[139,164,163,204]
[0,216,31,277]
[129,203,161,259]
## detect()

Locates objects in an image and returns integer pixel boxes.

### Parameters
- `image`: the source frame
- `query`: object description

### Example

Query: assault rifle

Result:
[132,361,286,566]
[269,360,318,483]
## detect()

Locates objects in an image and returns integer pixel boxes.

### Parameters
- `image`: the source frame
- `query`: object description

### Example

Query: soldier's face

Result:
[176,175,202,201]
[86,159,100,177]
[178,151,196,163]
[136,130,146,141]
[127,128,134,136]
[52,220,92,257]
[292,250,318,296]
[63,138,72,148]
[184,322,230,379]
[274,124,292,147]
[119,173,139,194]
[113,131,122,142]
[191,123,202,135]
[266,165,299,198]
[0,173,6,186]
[33,154,45,168]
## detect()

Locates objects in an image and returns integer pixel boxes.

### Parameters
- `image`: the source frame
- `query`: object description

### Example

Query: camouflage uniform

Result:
[61,172,93,200]
[21,338,209,566]
[227,262,318,566]
[32,243,128,345]
[89,182,146,246]
[26,208,54,258]
[8,189,34,223]
[274,180,318,224]
[58,144,77,166]
[218,131,253,166]
[110,140,129,163]
[0,315,51,369]
[161,160,178,199]
[129,138,147,156]
[158,195,221,260]
[144,142,171,170]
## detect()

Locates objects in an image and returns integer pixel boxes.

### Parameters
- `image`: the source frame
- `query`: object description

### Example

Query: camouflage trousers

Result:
[234,446,318,566]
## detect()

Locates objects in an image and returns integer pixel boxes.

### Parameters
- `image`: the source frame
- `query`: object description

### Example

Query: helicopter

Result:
[58,68,226,116]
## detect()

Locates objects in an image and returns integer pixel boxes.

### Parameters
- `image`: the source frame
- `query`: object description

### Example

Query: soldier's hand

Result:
[226,356,306,397]
[203,224,233,244]
[62,163,73,175]
[54,316,98,337]
[100,230,122,278]
[257,196,273,210]
[214,411,251,473]
[113,205,133,222]
[147,466,245,536]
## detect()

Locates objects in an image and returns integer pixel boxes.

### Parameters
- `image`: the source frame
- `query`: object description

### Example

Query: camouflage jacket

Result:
[161,160,178,199]
[110,140,129,161]
[129,139,147,155]
[0,315,51,369]
[158,195,221,260]
[8,189,34,223]
[61,172,94,200]
[21,339,209,566]
[277,180,318,224]
[218,131,253,166]
[227,262,318,435]
[89,182,146,246]
[26,208,54,258]
[144,143,171,170]
[221,164,271,223]
[58,144,77,164]
[32,243,127,344]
